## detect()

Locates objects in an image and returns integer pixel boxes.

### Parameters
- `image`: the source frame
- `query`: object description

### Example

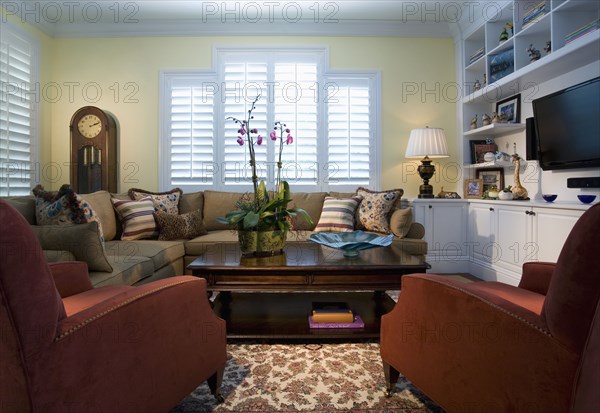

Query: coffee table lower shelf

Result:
[212,291,395,340]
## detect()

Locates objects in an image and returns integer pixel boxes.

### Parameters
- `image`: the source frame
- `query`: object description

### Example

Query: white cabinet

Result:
[467,200,584,284]
[413,199,469,272]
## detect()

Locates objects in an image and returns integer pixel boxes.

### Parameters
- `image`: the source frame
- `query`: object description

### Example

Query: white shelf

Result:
[464,159,528,169]
[464,123,526,138]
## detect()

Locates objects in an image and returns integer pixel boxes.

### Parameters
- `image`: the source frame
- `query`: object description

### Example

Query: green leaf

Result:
[289,207,313,226]
[243,211,260,229]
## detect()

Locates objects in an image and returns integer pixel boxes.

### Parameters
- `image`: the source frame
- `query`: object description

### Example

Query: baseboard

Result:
[468,260,521,286]
[424,255,471,274]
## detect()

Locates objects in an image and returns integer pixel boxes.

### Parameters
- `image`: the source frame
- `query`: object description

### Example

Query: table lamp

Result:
[405,127,449,198]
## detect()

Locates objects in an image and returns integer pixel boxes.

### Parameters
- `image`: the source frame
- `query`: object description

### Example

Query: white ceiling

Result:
[5,0,500,37]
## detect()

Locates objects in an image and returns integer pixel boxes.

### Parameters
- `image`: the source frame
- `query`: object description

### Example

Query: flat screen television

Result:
[532,76,600,171]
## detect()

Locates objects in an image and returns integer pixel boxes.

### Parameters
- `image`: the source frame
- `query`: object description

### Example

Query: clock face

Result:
[77,114,102,138]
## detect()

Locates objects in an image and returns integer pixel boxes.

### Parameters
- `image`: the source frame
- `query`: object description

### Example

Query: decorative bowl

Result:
[542,194,558,202]
[309,230,394,257]
[577,195,597,204]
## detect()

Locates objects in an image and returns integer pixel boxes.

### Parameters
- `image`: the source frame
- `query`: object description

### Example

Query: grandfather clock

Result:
[70,106,118,193]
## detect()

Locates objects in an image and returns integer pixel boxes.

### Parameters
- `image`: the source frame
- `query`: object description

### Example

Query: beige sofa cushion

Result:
[179,191,204,215]
[80,190,117,241]
[104,240,185,271]
[203,190,244,231]
[389,208,413,239]
[89,256,155,287]
[288,192,327,231]
[3,196,36,224]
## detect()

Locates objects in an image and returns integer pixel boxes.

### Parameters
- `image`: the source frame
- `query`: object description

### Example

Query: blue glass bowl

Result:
[577,195,597,204]
[542,194,557,202]
[309,230,394,257]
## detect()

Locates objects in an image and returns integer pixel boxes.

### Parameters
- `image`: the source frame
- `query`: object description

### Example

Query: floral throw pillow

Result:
[355,187,404,234]
[128,188,182,215]
[32,184,104,240]
[314,196,363,233]
[154,209,207,241]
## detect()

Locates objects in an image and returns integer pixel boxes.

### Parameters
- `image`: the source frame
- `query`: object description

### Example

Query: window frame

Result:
[158,45,381,193]
[0,21,40,196]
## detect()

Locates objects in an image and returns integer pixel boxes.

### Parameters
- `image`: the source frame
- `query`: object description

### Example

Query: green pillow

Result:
[31,222,113,272]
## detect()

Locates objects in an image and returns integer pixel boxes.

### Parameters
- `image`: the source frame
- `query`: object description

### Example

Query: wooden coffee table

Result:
[187,242,429,339]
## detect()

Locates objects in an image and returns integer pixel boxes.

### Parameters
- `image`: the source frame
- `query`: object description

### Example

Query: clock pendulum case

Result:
[69,106,118,193]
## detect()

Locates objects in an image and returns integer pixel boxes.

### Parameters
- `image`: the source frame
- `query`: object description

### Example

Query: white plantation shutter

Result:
[327,78,372,187]
[162,75,215,188]
[222,62,268,186]
[274,63,319,185]
[159,47,380,192]
[0,26,38,196]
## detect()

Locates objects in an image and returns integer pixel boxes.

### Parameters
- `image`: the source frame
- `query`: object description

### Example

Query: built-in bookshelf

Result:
[461,0,600,169]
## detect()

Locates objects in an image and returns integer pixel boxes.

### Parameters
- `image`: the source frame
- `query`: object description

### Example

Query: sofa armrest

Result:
[518,262,556,296]
[48,261,93,298]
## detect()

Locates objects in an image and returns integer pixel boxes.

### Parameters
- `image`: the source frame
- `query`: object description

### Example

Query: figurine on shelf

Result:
[527,43,541,61]
[482,113,491,126]
[470,114,478,130]
[512,153,529,200]
[491,112,500,124]
[499,27,509,43]
[474,79,481,91]
[498,112,509,123]
[506,22,513,36]
[544,40,552,54]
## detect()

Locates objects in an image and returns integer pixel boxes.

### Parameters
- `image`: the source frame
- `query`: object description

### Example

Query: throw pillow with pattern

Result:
[112,197,158,240]
[128,187,182,214]
[355,187,404,234]
[154,209,207,241]
[314,196,363,233]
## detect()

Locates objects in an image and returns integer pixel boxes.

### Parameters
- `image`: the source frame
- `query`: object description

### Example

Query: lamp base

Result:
[418,193,435,199]
[417,157,436,199]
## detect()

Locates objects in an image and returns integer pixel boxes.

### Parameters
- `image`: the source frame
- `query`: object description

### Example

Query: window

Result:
[159,47,380,193]
[0,24,39,196]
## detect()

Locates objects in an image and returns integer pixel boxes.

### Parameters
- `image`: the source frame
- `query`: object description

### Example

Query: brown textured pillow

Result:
[154,210,207,241]
[31,222,113,272]
[389,208,412,238]
[355,187,404,234]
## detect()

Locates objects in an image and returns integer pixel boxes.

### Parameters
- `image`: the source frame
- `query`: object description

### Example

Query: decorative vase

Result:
[499,191,513,200]
[238,230,287,257]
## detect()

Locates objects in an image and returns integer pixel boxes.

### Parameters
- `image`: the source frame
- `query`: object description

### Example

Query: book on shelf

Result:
[565,19,599,44]
[308,315,365,329]
[311,301,354,323]
[521,1,546,29]
[469,47,485,63]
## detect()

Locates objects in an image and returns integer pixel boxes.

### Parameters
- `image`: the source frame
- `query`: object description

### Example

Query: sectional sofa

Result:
[2,189,427,287]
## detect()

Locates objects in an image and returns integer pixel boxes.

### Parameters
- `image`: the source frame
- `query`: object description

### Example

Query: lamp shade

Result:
[405,127,449,158]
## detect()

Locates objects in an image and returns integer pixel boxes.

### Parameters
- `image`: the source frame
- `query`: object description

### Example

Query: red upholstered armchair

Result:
[0,199,227,412]
[381,203,600,413]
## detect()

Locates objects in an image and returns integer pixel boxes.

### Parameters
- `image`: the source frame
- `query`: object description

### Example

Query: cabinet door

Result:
[468,203,495,263]
[496,205,531,273]
[430,203,468,259]
[533,208,583,263]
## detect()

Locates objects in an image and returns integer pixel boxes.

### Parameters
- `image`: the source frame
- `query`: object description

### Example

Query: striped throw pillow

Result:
[111,197,158,240]
[314,196,363,233]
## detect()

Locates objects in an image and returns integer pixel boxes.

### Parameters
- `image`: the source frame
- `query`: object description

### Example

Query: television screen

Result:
[532,76,600,171]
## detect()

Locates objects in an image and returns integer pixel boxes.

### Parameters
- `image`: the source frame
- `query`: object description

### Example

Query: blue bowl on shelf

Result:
[577,195,597,204]
[542,194,558,202]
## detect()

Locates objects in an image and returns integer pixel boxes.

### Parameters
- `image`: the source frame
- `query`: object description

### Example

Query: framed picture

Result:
[488,48,514,83]
[476,168,504,192]
[464,179,483,199]
[496,93,521,123]
[470,140,497,164]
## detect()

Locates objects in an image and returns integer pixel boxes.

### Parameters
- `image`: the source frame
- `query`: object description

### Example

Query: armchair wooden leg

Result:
[383,360,400,397]
[207,366,225,403]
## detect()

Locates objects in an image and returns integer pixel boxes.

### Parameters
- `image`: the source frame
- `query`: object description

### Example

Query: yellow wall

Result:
[40,34,456,196]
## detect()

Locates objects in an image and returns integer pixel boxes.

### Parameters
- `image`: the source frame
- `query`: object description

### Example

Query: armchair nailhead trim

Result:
[423,277,552,337]
[55,279,196,341]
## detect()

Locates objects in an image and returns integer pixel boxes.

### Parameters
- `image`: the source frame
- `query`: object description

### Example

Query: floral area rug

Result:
[171,342,443,413]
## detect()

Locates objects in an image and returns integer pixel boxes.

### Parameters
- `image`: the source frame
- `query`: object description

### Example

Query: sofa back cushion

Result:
[80,190,117,241]
[203,191,245,231]
[1,196,36,224]
[288,192,327,231]
[179,191,204,216]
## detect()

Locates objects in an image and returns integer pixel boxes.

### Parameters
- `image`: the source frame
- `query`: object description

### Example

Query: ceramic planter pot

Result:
[238,230,287,256]
[498,191,513,200]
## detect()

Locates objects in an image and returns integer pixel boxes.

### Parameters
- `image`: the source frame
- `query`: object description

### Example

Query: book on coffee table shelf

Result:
[308,315,365,329]
[311,301,354,323]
